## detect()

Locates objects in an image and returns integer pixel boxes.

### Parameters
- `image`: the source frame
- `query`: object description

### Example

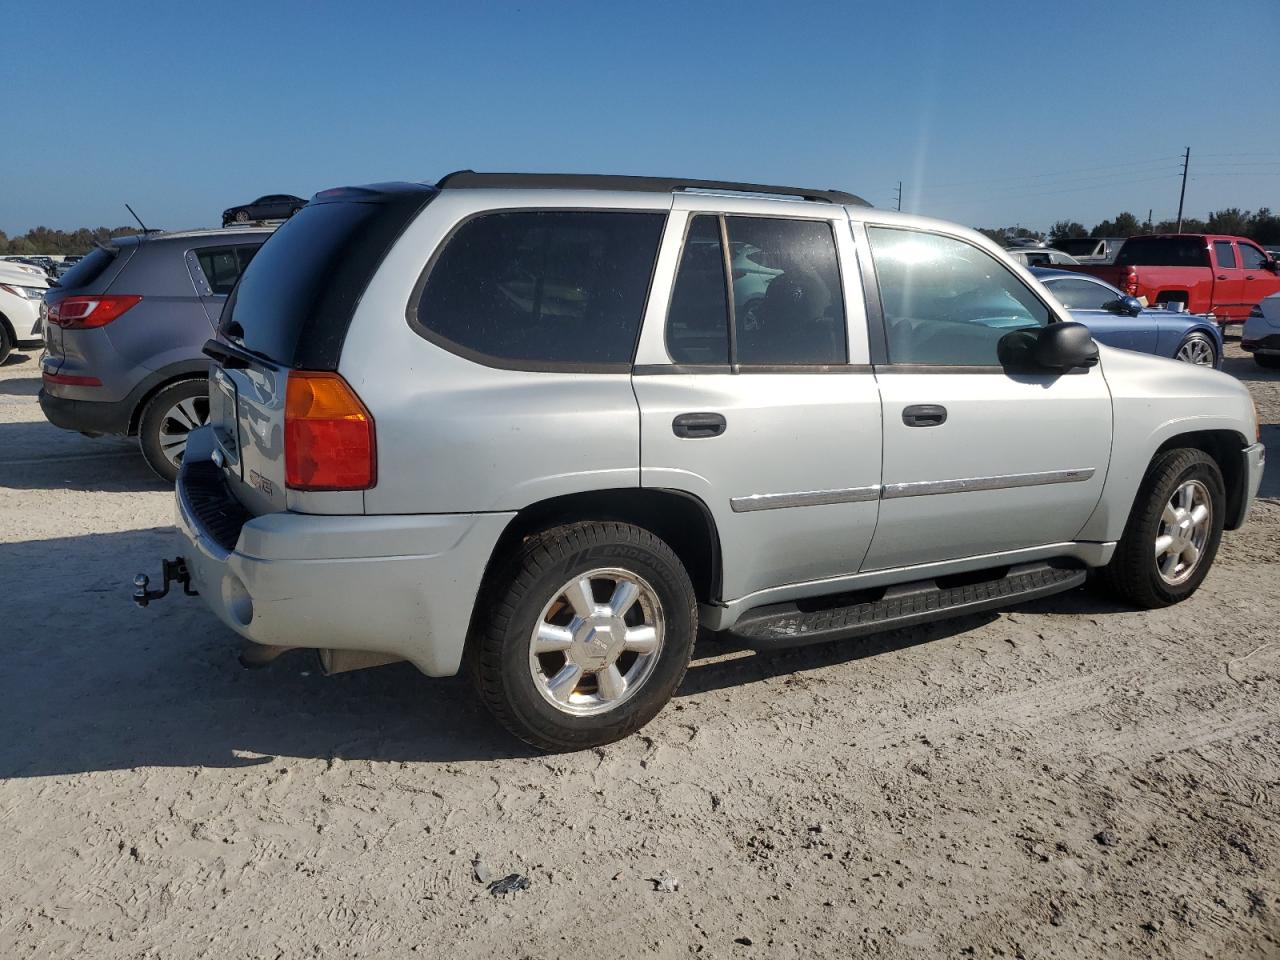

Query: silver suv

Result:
[142,172,1265,751]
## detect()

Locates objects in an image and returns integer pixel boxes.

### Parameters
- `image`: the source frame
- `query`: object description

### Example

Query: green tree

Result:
[1092,212,1142,238]
[1049,220,1087,243]
[1207,207,1250,236]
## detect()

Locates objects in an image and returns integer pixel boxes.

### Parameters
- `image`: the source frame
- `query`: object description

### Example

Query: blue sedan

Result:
[1031,268,1223,367]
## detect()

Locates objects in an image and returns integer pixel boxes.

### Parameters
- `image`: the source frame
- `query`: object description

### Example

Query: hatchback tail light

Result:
[284,371,376,490]
[47,295,142,329]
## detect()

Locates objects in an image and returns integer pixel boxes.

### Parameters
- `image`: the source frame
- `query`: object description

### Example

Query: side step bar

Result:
[726,561,1086,651]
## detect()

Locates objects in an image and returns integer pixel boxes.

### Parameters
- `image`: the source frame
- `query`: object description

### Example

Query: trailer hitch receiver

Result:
[134,557,198,607]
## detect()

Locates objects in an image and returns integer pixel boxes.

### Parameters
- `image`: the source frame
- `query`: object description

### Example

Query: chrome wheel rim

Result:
[1155,479,1212,585]
[157,395,210,467]
[1175,336,1215,366]
[528,567,665,717]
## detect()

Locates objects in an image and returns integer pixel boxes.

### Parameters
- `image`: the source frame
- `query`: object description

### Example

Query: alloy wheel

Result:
[1175,336,1215,366]
[528,567,665,716]
[1154,479,1212,585]
[156,396,210,467]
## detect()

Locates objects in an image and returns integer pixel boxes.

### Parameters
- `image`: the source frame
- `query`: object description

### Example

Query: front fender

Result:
[1076,345,1255,542]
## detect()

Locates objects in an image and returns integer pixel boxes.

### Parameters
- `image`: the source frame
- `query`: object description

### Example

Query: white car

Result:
[1242,294,1280,369]
[0,264,49,363]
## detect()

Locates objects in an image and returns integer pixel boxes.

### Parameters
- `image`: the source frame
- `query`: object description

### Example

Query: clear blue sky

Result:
[3,0,1278,235]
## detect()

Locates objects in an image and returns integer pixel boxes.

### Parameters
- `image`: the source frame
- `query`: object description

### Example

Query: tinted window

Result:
[868,227,1050,366]
[416,210,664,368]
[1022,251,1052,266]
[57,246,117,289]
[197,244,261,296]
[1240,243,1268,271]
[222,187,435,369]
[1115,237,1209,267]
[1046,277,1119,311]
[1214,241,1237,269]
[725,216,845,365]
[666,215,729,364]
[1055,238,1101,257]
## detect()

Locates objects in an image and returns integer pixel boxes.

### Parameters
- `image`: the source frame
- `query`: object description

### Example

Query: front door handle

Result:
[1217,274,1229,280]
[672,412,726,439]
[902,404,947,427]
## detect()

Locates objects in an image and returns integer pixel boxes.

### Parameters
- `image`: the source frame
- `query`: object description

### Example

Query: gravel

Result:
[1,341,1277,958]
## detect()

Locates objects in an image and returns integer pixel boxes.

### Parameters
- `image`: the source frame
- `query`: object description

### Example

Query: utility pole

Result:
[894,181,902,212]
[1176,147,1190,234]
[1147,208,1153,232]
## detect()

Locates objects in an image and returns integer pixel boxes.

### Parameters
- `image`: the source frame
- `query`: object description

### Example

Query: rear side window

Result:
[197,244,260,296]
[1214,241,1237,269]
[414,210,665,369]
[664,214,847,366]
[1240,244,1268,271]
[57,246,117,288]
[1046,277,1118,311]
[1115,237,1209,267]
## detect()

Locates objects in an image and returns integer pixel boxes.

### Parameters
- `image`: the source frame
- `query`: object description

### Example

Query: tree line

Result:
[978,207,1280,247]
[0,226,144,256]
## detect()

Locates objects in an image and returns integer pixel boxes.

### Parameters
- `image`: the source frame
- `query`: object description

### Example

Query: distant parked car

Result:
[0,264,49,363]
[221,194,306,226]
[1031,267,1222,366]
[0,257,51,280]
[1053,237,1127,263]
[1242,294,1280,369]
[39,227,272,480]
[1006,248,1080,267]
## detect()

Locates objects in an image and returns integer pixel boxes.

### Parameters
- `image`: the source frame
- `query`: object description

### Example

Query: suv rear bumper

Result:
[1241,331,1280,356]
[174,433,514,677]
[39,388,134,435]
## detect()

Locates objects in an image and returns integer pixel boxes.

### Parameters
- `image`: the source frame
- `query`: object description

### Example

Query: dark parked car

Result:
[221,194,306,226]
[1031,267,1223,367]
[39,227,273,480]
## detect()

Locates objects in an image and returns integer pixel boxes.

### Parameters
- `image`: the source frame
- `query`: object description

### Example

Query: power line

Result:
[925,166,1182,198]
[924,155,1181,190]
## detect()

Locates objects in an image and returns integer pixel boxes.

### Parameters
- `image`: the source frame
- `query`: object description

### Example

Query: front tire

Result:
[234,210,250,223]
[137,379,210,483]
[0,323,12,365]
[468,521,697,752]
[1099,448,1225,608]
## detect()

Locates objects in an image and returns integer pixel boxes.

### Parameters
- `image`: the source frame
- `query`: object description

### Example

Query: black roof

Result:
[435,170,869,206]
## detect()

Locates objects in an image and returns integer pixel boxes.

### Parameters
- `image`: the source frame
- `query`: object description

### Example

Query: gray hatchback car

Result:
[40,227,272,480]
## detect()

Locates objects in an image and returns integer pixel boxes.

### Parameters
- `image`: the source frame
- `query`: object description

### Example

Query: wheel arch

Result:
[478,488,723,607]
[126,361,210,435]
[1154,429,1253,530]
[0,309,16,345]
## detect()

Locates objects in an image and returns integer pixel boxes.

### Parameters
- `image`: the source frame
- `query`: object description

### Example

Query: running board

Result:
[726,561,1085,651]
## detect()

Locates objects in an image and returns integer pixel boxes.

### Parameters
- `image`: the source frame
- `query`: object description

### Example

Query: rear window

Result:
[412,210,665,370]
[56,246,118,288]
[220,186,435,369]
[1115,237,1210,267]
[1054,238,1100,257]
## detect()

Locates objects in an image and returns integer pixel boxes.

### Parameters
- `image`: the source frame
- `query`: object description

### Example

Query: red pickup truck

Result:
[1059,234,1280,323]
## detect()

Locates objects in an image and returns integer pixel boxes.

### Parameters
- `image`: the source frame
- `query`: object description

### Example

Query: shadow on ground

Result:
[0,421,162,493]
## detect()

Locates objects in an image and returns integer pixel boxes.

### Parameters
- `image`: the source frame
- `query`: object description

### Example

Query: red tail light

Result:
[1123,268,1139,297]
[48,295,142,329]
[284,371,376,490]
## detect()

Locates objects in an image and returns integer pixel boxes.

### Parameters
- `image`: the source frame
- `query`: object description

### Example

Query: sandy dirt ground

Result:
[1,340,1277,960]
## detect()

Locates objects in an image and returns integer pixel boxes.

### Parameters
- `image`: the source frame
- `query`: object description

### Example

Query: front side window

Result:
[1240,243,1268,271]
[1046,277,1119,311]
[415,210,665,368]
[1214,241,1237,269]
[867,227,1051,366]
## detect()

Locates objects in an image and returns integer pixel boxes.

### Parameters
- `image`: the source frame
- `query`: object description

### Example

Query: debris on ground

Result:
[472,858,492,885]
[488,874,530,897]
[650,870,680,892]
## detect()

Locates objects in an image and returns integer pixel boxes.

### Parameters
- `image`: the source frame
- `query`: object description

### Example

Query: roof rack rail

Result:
[435,170,869,206]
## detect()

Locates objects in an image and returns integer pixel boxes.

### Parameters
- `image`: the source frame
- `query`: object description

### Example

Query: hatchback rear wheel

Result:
[138,378,209,483]
[468,521,697,751]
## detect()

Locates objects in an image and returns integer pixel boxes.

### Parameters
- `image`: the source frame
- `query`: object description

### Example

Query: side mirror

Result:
[1266,257,1280,274]
[1033,321,1099,371]
[1104,296,1144,317]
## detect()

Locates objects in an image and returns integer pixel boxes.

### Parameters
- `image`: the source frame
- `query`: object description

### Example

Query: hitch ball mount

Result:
[134,557,198,607]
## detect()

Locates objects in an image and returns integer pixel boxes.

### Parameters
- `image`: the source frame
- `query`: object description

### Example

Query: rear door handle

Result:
[902,404,947,427]
[672,412,726,439]
[1216,274,1229,280]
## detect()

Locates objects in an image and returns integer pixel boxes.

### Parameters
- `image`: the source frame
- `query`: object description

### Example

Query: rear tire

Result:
[468,521,697,752]
[1098,448,1225,609]
[1254,353,1280,370]
[137,378,209,483]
